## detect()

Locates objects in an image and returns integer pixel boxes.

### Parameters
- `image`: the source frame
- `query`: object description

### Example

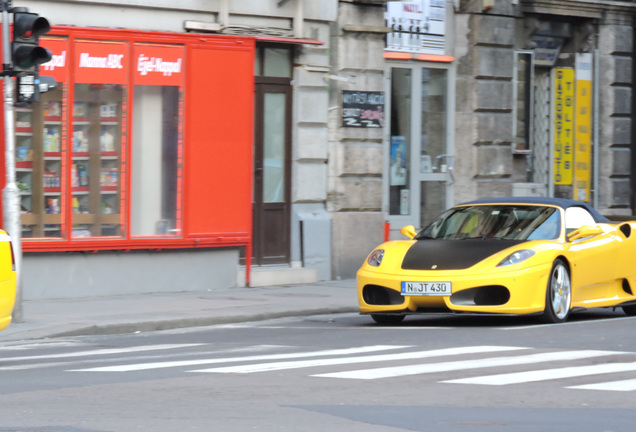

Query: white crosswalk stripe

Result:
[311,350,626,380]
[69,345,410,372]
[567,378,636,392]
[443,362,636,385]
[0,343,206,363]
[0,344,283,371]
[193,346,528,374]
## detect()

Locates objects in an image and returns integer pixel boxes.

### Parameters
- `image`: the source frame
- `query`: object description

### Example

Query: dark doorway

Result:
[252,45,293,265]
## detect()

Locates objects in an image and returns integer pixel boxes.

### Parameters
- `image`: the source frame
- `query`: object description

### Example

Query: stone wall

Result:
[598,17,633,216]
[455,0,636,216]
[328,0,387,279]
[454,5,517,203]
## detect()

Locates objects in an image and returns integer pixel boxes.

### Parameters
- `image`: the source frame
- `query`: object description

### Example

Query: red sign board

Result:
[74,41,128,84]
[134,44,184,86]
[40,38,70,82]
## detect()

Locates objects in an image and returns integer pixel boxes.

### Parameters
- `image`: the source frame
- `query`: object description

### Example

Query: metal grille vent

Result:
[532,70,551,187]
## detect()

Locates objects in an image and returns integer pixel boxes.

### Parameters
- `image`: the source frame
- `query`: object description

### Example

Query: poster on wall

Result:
[574,53,592,202]
[385,0,446,54]
[390,135,407,186]
[553,67,574,185]
[342,91,385,128]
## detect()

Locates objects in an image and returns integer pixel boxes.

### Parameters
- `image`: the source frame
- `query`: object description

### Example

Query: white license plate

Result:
[401,281,452,296]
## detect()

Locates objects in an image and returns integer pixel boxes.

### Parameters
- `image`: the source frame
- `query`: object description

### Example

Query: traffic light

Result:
[12,10,52,74]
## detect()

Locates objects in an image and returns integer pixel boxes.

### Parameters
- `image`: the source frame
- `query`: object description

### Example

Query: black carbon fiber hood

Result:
[401,239,525,270]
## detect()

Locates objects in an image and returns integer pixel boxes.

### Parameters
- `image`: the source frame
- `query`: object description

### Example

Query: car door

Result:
[565,207,620,305]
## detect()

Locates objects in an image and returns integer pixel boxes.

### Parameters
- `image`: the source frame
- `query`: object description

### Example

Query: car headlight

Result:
[497,250,535,267]
[367,249,384,267]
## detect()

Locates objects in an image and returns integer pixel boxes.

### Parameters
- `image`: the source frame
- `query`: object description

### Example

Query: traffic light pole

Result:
[2,0,23,322]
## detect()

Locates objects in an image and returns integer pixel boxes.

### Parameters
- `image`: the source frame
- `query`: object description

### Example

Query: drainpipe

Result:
[219,0,229,28]
[293,0,304,39]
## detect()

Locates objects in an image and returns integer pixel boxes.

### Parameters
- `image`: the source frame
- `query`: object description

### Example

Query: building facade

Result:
[1,0,347,299]
[452,0,636,220]
[1,0,635,301]
[381,0,636,244]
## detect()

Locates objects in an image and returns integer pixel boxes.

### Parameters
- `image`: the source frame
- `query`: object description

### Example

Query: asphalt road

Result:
[0,309,635,432]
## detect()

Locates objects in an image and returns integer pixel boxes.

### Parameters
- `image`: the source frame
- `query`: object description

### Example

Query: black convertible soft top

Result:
[459,197,610,223]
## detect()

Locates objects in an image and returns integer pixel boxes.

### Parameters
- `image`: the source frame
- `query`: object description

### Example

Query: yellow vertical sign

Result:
[574,54,592,202]
[553,68,574,185]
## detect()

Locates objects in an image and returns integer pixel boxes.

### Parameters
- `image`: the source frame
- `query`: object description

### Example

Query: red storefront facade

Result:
[1,26,256,296]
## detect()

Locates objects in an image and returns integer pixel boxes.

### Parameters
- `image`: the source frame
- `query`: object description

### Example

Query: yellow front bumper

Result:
[357,262,552,316]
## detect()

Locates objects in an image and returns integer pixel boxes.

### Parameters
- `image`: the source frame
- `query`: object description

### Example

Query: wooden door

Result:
[252,81,292,265]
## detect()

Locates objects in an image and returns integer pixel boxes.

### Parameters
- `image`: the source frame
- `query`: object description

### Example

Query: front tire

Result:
[371,314,405,325]
[541,259,572,323]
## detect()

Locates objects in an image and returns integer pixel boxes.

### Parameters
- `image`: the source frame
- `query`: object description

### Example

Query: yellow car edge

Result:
[0,230,17,331]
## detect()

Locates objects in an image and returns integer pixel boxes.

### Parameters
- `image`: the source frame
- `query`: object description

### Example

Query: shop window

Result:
[131,43,184,238]
[69,39,129,239]
[71,83,125,238]
[420,68,448,228]
[17,37,69,239]
[16,85,67,238]
[263,47,291,77]
[421,68,447,164]
[389,68,412,215]
[131,86,181,236]
[255,45,292,78]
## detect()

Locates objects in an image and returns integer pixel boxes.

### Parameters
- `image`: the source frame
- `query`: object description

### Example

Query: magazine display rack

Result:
[71,84,123,237]
[17,87,64,238]
[16,84,123,239]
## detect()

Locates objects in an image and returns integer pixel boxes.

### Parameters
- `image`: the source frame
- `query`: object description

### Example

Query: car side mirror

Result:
[400,225,417,240]
[567,224,603,242]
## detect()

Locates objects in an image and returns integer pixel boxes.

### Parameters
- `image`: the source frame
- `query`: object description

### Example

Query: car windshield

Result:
[416,205,561,241]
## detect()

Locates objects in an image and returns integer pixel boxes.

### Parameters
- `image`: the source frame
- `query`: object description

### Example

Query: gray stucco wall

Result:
[22,248,238,300]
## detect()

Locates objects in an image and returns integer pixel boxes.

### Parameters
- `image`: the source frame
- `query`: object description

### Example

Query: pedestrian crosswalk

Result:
[2,342,636,392]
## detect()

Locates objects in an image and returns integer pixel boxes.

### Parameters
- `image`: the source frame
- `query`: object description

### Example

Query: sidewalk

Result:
[0,279,358,342]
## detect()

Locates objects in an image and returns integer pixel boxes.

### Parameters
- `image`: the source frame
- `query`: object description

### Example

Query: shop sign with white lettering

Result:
[40,37,70,83]
[134,44,184,86]
[342,91,385,128]
[74,41,128,84]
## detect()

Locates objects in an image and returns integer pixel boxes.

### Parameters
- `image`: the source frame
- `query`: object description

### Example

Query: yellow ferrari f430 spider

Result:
[357,197,636,324]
